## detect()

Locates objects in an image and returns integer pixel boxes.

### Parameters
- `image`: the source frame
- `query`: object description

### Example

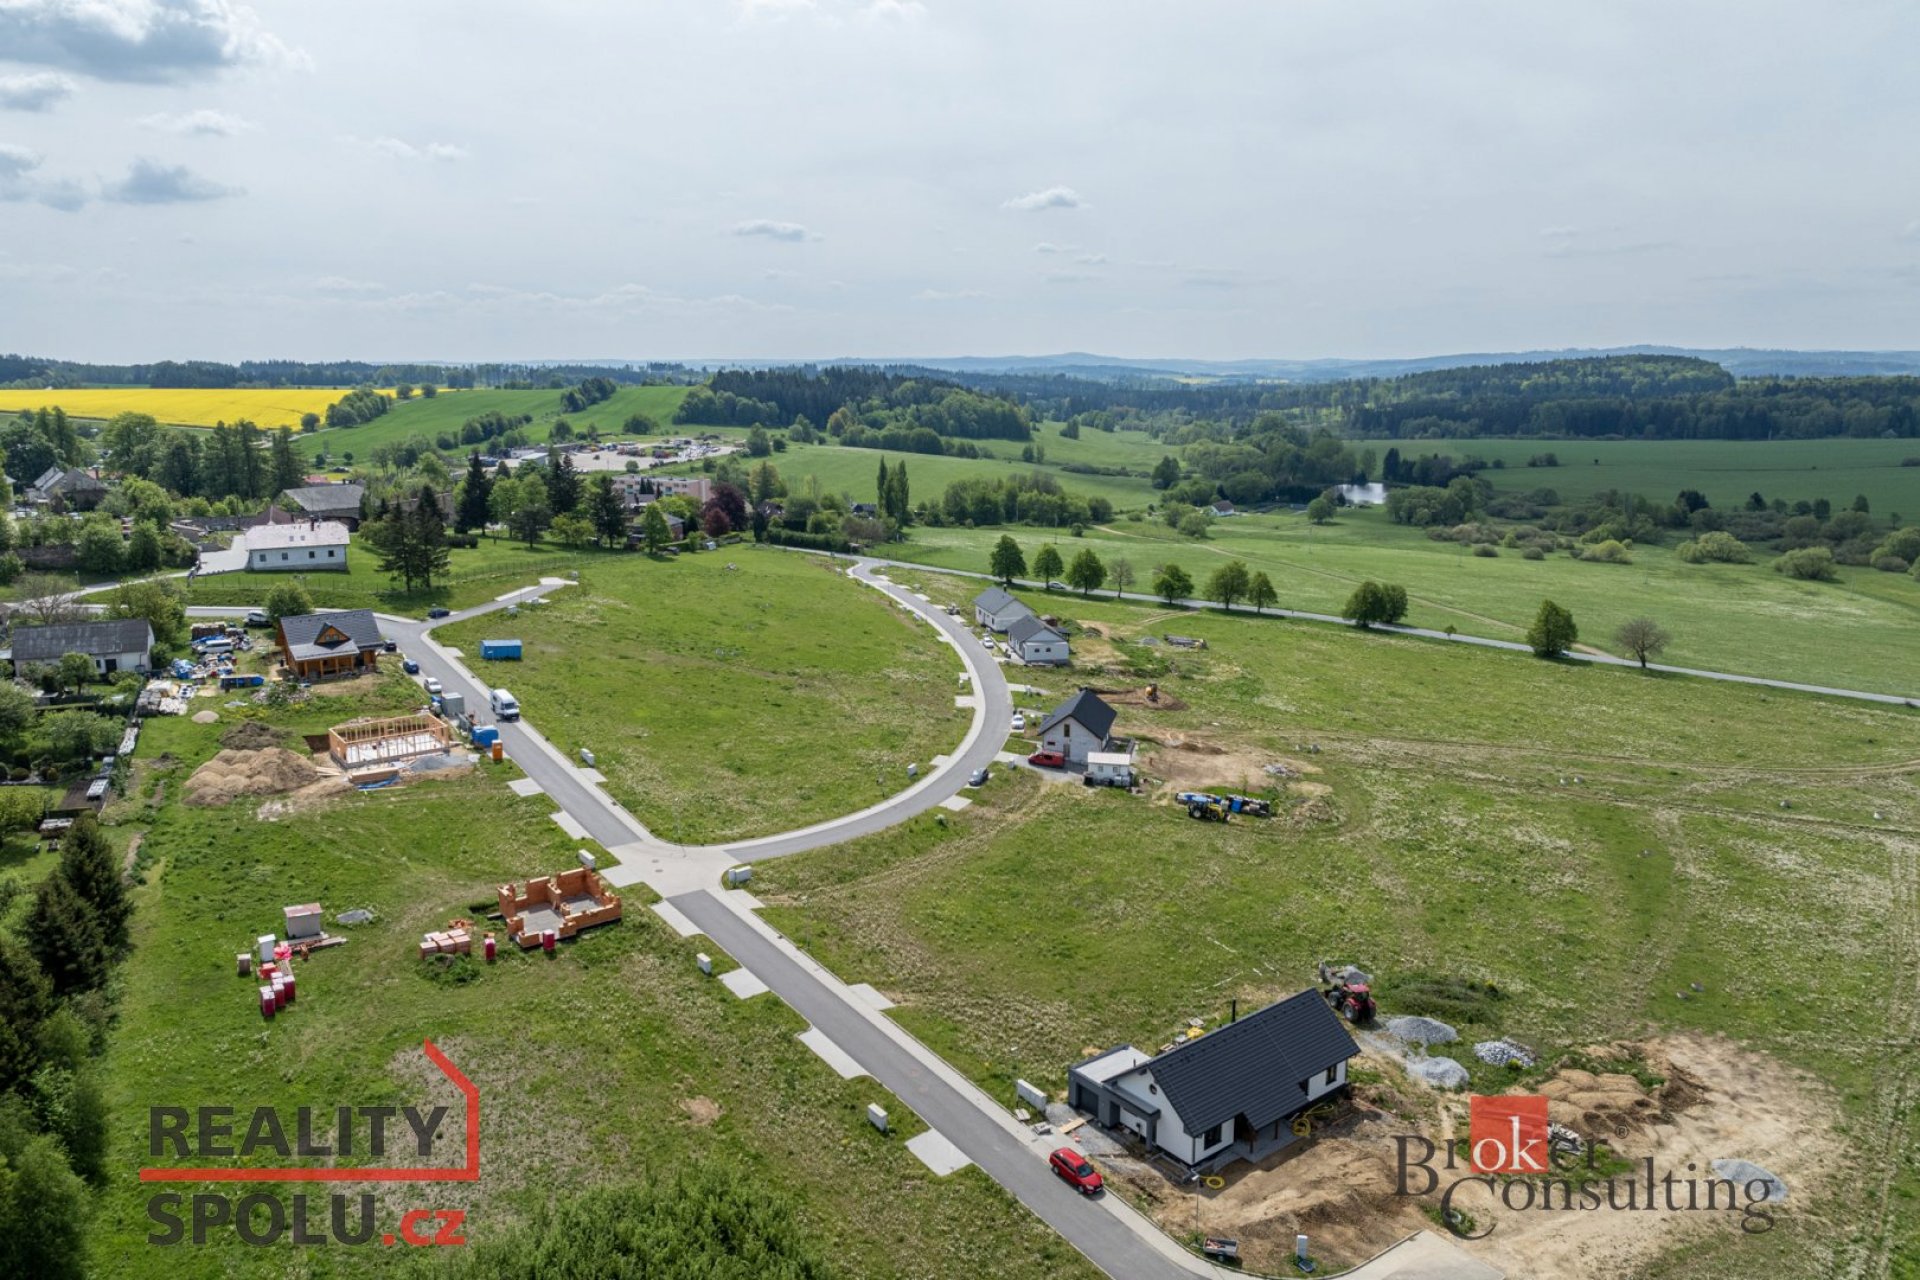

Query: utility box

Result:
[439,692,465,720]
[726,865,753,887]
[577,849,596,871]
[1015,1079,1048,1111]
[479,639,523,660]
[283,903,323,941]
[697,953,713,975]
[867,1104,888,1134]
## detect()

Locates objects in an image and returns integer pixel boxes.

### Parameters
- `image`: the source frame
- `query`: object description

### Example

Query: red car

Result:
[1050,1147,1103,1195]
[1028,751,1066,768]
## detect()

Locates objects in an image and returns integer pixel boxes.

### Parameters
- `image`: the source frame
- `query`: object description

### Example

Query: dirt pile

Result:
[220,721,286,751]
[1534,1047,1705,1139]
[1096,686,1190,712]
[185,748,323,807]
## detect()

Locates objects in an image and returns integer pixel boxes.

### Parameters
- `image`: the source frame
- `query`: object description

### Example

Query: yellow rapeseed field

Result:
[0,387,449,428]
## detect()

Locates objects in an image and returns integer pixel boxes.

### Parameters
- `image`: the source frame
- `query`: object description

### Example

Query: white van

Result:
[490,688,520,721]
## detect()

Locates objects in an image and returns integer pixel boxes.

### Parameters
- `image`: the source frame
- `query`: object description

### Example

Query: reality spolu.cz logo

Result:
[143,1040,477,1249]
[1394,1093,1782,1238]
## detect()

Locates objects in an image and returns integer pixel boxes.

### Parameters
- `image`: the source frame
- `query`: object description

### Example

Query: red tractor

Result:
[1318,960,1377,1024]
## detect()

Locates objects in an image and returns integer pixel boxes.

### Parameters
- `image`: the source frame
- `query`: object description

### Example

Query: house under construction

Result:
[498,867,623,947]
[326,713,453,771]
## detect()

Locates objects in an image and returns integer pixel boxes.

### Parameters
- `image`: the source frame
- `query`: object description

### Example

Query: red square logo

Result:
[1469,1095,1549,1173]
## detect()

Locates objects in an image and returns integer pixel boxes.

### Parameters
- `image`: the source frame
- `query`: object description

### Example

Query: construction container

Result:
[479,639,523,660]
[491,741,504,763]
[283,971,296,1004]
[484,934,496,962]
[236,952,252,977]
[259,986,275,1019]
[256,934,277,964]
[270,977,287,1010]
[283,903,323,941]
[219,674,265,690]
[471,726,499,749]
[440,692,465,720]
[542,930,556,953]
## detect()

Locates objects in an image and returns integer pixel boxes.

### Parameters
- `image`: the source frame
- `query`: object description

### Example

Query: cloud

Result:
[0,142,85,209]
[861,0,926,18]
[311,275,384,293]
[1074,251,1107,265]
[138,107,257,135]
[1003,185,1085,212]
[1033,241,1065,255]
[1902,218,1920,242]
[914,287,989,301]
[732,218,816,242]
[0,71,76,111]
[0,0,305,84]
[102,157,239,203]
[343,135,469,161]
[736,0,815,19]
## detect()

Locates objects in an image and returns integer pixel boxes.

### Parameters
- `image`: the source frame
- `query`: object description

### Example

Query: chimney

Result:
[1230,999,1238,1024]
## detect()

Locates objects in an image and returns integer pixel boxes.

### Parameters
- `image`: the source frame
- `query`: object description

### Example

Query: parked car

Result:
[382,639,398,652]
[1049,1148,1103,1195]
[427,607,452,619]
[1028,751,1065,768]
[1011,712,1026,731]
[980,635,995,649]
[402,658,420,675]
[423,677,443,696]
[244,609,270,628]
[1046,580,1066,591]
[967,767,990,786]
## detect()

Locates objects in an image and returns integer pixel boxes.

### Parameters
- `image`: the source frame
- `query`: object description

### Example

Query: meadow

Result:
[873,506,1920,697]
[81,673,1085,1280]
[755,580,1920,1278]
[0,388,414,430]
[437,548,966,843]
[297,385,693,460]
[1384,436,1920,515]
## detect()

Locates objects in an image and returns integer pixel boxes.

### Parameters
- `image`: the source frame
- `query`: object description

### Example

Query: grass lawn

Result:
[179,534,600,617]
[438,547,967,843]
[89,678,1089,1280]
[873,506,1920,697]
[298,386,692,461]
[1381,436,1920,515]
[754,580,1920,1277]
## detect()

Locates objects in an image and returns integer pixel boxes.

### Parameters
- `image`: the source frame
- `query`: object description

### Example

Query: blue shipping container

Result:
[472,726,500,748]
[479,639,522,660]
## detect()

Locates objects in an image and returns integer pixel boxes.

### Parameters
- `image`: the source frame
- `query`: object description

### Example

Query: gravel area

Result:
[1386,1015,1459,1046]
[1711,1159,1788,1201]
[1409,1056,1470,1089]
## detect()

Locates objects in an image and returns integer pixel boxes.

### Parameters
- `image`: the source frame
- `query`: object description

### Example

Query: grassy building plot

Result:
[438,549,965,843]
[754,584,1920,1278]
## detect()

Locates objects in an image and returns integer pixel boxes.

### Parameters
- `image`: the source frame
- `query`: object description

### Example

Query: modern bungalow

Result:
[243,520,351,572]
[1006,613,1070,665]
[1036,688,1120,766]
[972,586,1034,633]
[1067,990,1360,1169]
[278,482,366,529]
[278,609,385,680]
[7,618,154,676]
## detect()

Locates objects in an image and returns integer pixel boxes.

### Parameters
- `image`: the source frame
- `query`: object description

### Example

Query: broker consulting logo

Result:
[1395,1093,1784,1238]
[143,1039,478,1249]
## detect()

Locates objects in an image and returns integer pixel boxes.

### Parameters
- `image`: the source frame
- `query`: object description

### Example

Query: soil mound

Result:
[185,748,322,807]
[220,721,286,751]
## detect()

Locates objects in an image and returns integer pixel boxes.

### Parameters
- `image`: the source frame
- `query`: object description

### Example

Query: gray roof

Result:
[1146,990,1360,1138]
[972,586,1019,614]
[33,466,107,496]
[12,618,154,663]
[1007,613,1065,646]
[281,483,365,515]
[277,608,382,662]
[1037,688,1115,742]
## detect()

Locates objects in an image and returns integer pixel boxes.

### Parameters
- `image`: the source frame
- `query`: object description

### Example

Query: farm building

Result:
[277,482,366,529]
[278,609,384,680]
[972,586,1034,633]
[1036,689,1119,766]
[6,618,153,676]
[1006,613,1070,665]
[1067,990,1359,1169]
[243,519,350,572]
[27,466,109,512]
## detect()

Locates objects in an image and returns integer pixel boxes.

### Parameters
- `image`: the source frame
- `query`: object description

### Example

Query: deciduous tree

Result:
[1527,599,1578,657]
[1032,544,1064,584]
[1614,617,1670,669]
[1153,563,1193,605]
[1065,548,1106,597]
[1206,559,1251,609]
[988,535,1025,586]
[1248,570,1277,613]
[1108,557,1135,596]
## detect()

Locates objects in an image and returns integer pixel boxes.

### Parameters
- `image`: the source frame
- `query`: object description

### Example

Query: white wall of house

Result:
[1017,637,1069,664]
[1306,1060,1347,1102]
[249,545,347,572]
[84,649,147,675]
[1113,1066,1236,1165]
[1041,715,1101,764]
[977,604,1029,632]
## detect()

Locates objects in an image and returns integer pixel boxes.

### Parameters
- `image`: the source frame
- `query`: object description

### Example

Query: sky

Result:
[0,0,1917,364]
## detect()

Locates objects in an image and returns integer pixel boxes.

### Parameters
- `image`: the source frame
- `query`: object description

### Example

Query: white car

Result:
[423,677,443,696]
[981,634,995,649]
[1011,712,1026,731]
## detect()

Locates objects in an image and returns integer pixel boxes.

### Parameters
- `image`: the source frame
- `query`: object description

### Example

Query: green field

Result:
[756,580,1920,1277]
[85,676,1086,1280]
[297,385,693,461]
[871,506,1920,697]
[1386,437,1920,515]
[438,548,966,843]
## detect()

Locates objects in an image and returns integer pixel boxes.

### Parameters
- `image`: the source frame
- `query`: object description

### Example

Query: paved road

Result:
[858,555,1920,707]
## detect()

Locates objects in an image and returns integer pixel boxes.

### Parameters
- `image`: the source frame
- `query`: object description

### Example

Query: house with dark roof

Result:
[1067,990,1360,1168]
[278,482,366,529]
[1007,612,1069,666]
[277,609,384,680]
[972,586,1033,633]
[28,466,110,512]
[6,619,153,676]
[1036,688,1118,765]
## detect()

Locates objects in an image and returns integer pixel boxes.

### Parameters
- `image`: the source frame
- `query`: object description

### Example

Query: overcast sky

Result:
[1,0,1916,363]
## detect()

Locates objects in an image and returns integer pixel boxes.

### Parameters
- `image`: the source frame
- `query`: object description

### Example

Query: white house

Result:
[971,586,1034,633]
[7,618,154,677]
[1036,689,1118,765]
[243,520,351,572]
[1006,613,1069,665]
[1067,990,1359,1169]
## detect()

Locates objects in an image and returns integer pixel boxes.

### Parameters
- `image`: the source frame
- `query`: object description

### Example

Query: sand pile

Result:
[191,710,219,724]
[1537,1067,1662,1136]
[185,748,322,807]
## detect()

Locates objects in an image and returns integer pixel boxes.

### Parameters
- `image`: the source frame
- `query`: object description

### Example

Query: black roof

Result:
[1008,613,1063,645]
[1037,688,1115,741]
[277,608,382,661]
[11,618,153,662]
[1146,990,1359,1138]
[972,586,1021,614]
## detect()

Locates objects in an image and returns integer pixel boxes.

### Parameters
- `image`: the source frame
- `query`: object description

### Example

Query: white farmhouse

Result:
[971,586,1034,633]
[1035,689,1117,765]
[243,520,351,572]
[1006,613,1069,665]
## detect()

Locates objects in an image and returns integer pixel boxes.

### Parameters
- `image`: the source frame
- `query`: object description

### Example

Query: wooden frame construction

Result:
[327,714,453,769]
